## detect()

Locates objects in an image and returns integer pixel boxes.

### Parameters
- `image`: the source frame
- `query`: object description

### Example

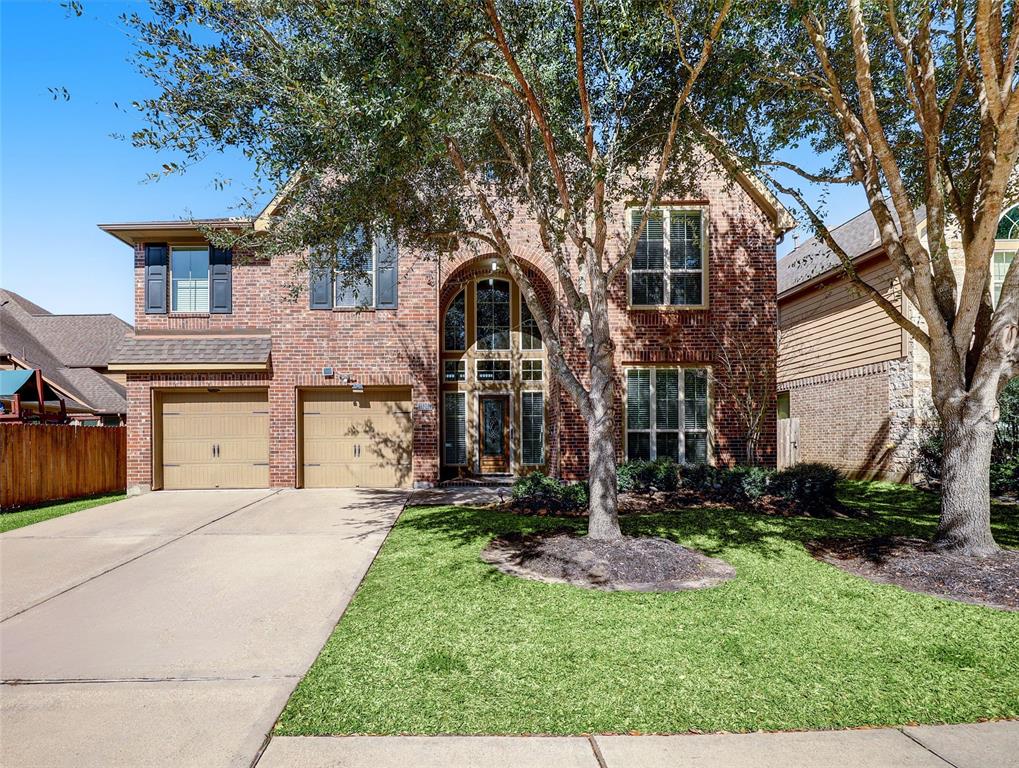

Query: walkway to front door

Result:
[479,394,510,474]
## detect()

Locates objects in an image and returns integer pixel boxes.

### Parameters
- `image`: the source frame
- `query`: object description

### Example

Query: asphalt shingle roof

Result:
[0,289,131,415]
[111,336,272,366]
[778,205,926,295]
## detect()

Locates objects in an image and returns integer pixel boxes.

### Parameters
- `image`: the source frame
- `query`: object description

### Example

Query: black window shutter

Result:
[144,243,168,314]
[309,250,334,309]
[374,232,398,309]
[209,246,232,314]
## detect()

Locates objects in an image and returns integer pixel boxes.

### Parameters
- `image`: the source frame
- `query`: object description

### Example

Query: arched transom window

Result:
[997,205,1019,240]
[443,290,466,351]
[476,278,511,350]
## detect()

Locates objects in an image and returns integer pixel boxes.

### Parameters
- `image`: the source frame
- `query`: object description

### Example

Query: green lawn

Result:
[0,493,125,533]
[277,481,1019,735]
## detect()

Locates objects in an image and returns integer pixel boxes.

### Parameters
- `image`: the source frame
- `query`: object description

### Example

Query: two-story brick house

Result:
[102,162,792,494]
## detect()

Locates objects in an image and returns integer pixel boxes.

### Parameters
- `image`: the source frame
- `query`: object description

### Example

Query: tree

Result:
[701,0,1018,555]
[127,0,733,540]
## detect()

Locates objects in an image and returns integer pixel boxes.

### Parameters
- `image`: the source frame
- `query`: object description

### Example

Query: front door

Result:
[479,395,510,474]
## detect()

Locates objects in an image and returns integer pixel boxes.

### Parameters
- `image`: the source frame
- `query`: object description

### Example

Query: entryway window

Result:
[444,291,466,351]
[443,392,466,465]
[521,391,544,465]
[626,367,709,463]
[628,208,706,307]
[477,279,510,350]
[520,302,542,349]
[171,247,210,313]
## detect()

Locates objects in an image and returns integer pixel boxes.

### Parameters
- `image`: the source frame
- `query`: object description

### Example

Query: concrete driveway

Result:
[0,488,406,768]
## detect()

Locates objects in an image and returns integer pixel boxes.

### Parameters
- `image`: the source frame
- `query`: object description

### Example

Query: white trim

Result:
[627,206,709,310]
[442,391,467,467]
[622,365,712,464]
[520,389,545,466]
[475,358,511,382]
[169,245,211,314]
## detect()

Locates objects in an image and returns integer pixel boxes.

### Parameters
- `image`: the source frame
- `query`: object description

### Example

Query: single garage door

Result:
[160,389,269,490]
[301,388,413,488]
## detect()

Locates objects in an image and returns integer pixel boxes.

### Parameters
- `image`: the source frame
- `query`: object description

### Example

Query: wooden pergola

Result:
[0,369,67,423]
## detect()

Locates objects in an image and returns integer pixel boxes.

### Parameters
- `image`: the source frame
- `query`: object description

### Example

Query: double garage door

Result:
[158,388,411,490]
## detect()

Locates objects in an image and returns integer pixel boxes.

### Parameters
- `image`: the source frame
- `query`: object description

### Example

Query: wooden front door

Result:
[479,395,510,474]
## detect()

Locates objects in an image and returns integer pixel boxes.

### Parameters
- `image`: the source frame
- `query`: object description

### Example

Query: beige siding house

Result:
[777,203,1019,480]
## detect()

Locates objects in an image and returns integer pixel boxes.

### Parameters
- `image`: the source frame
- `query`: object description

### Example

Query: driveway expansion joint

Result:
[587,735,610,768]
[898,727,964,768]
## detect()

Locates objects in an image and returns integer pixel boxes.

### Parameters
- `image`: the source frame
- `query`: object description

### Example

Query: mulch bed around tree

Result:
[481,530,736,592]
[806,537,1019,611]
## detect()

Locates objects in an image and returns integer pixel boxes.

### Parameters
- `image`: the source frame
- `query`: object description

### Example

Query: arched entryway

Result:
[439,257,557,480]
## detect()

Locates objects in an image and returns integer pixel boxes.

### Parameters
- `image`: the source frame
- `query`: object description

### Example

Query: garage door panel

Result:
[300,388,412,488]
[159,389,269,490]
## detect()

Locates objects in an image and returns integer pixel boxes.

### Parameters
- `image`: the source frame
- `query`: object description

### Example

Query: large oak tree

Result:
[128,0,733,539]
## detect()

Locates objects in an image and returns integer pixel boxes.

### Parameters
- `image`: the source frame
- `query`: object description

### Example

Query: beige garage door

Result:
[160,390,269,490]
[301,388,413,488]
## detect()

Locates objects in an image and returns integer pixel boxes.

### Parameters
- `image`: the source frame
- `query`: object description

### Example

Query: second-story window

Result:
[444,291,466,351]
[171,246,210,313]
[335,230,374,308]
[629,208,706,308]
[520,301,542,349]
[477,278,510,350]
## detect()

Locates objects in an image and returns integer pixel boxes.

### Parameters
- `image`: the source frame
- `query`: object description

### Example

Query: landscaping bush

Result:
[990,457,1019,497]
[770,462,842,513]
[617,458,679,494]
[511,471,588,512]
[740,466,773,501]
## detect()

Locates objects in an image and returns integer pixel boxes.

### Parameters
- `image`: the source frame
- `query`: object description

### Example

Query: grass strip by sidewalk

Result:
[277,481,1019,735]
[1,493,125,533]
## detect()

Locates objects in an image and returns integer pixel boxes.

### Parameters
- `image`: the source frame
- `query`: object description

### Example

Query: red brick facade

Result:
[123,163,779,490]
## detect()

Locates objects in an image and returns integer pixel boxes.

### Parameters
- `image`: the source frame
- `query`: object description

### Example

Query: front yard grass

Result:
[0,493,125,533]
[277,481,1019,735]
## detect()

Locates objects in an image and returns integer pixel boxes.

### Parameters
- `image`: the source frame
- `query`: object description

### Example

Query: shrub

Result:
[617,458,678,494]
[679,464,758,499]
[511,471,588,511]
[740,466,773,501]
[770,462,842,513]
[990,457,1019,497]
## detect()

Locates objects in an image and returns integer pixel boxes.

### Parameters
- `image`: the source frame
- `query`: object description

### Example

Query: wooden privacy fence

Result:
[0,424,127,509]
[777,417,800,470]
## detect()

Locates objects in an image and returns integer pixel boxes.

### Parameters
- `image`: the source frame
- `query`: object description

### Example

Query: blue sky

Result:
[1,0,865,325]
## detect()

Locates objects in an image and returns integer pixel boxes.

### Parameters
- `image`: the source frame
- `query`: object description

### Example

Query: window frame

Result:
[333,235,376,310]
[521,359,543,381]
[443,289,467,352]
[520,390,545,466]
[443,359,466,382]
[476,359,511,382]
[520,301,543,350]
[169,245,211,314]
[475,277,512,351]
[443,391,467,466]
[624,366,711,464]
[627,206,708,310]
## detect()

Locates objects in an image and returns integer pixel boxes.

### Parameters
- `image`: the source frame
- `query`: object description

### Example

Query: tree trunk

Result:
[586,348,622,540]
[935,403,1000,556]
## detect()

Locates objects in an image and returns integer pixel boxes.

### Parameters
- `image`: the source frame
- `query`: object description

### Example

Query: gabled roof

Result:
[0,289,131,414]
[778,204,926,297]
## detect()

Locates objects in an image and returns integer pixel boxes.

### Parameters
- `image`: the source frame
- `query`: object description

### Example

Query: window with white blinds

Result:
[629,209,705,307]
[521,391,544,465]
[170,247,210,313]
[626,368,708,463]
[443,392,466,465]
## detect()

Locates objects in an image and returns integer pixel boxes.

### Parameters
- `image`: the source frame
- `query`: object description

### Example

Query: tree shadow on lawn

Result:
[398,481,1019,564]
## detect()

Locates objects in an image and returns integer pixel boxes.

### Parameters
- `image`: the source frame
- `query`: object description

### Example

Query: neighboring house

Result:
[102,162,793,494]
[0,289,131,425]
[776,203,1019,480]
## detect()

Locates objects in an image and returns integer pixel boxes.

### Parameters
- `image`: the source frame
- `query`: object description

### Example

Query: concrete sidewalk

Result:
[257,722,1017,768]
